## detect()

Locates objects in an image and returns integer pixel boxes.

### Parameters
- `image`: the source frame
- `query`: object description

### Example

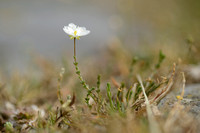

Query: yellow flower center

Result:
[74,31,77,36]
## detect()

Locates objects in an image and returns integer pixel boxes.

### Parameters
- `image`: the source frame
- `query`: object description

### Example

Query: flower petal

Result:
[76,27,90,36]
[63,26,74,36]
[68,23,77,30]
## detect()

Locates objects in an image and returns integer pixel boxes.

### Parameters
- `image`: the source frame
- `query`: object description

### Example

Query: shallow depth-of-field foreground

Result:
[0,40,200,133]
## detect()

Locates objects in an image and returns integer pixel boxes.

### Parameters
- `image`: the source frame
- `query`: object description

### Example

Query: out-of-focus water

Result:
[0,0,115,72]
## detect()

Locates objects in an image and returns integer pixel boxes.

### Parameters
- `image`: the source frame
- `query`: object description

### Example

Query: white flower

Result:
[63,23,90,39]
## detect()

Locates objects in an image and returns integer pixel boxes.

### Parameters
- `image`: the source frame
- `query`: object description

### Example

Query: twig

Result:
[137,75,161,133]
[176,72,186,102]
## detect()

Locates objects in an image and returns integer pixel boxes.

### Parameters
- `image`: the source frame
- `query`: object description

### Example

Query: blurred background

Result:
[0,0,200,73]
[0,1,200,132]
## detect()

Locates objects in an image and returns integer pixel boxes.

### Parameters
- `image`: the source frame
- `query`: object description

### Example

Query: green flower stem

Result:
[73,39,99,105]
[74,38,76,62]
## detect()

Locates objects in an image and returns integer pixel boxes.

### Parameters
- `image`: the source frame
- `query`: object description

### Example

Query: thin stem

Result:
[73,56,98,104]
[137,75,161,133]
[72,38,98,105]
[74,38,76,61]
